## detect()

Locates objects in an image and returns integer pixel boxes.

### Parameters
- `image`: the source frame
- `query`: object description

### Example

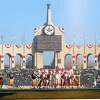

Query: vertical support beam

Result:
[83,55,87,69]
[73,55,76,70]
[56,51,64,69]
[95,55,98,69]
[1,55,4,69]
[83,39,87,69]
[98,55,100,69]
[1,44,4,69]
[12,55,15,68]
[22,56,26,69]
[72,42,76,69]
[34,52,37,68]
[12,45,15,68]
[22,45,26,69]
[34,52,43,69]
[54,51,57,68]
[99,61,100,69]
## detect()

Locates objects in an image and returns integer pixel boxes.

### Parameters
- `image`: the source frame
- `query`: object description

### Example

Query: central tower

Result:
[33,4,64,69]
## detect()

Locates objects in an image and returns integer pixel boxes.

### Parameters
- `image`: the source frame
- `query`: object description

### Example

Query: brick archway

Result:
[87,53,95,68]
[4,53,12,69]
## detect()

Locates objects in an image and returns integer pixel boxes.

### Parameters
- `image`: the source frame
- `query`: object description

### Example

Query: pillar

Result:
[54,51,58,68]
[22,56,26,69]
[34,52,43,69]
[0,55,4,70]
[95,55,98,69]
[98,59,100,69]
[12,56,15,68]
[73,55,76,70]
[55,51,64,69]
[98,55,100,69]
[83,55,87,69]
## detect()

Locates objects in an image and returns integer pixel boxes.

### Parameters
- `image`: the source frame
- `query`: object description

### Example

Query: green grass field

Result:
[0,88,100,99]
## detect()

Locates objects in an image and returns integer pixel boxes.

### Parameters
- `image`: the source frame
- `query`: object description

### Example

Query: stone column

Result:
[22,56,26,69]
[83,55,87,69]
[54,51,57,68]
[1,55,4,70]
[34,52,43,69]
[95,55,98,69]
[98,61,100,69]
[12,56,15,68]
[34,52,37,68]
[96,60,99,70]
[56,51,64,69]
[73,55,76,70]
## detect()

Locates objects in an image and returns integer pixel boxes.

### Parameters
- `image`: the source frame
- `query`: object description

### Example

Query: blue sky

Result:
[0,0,100,44]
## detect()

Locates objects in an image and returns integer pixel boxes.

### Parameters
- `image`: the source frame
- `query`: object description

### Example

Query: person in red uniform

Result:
[0,76,3,88]
[61,71,67,88]
[45,70,50,88]
[38,71,45,88]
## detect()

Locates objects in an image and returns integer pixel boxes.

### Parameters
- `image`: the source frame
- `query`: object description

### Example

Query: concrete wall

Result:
[0,43,100,70]
[0,44,32,69]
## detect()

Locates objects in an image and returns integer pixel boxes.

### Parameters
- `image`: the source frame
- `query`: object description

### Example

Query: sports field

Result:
[0,88,100,99]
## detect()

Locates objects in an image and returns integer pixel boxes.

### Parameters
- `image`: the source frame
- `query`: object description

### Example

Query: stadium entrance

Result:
[33,4,64,69]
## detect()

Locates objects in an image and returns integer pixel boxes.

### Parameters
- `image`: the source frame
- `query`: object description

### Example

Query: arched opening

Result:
[4,53,12,69]
[26,54,33,69]
[64,54,73,69]
[76,54,83,70]
[87,54,95,68]
[43,51,55,69]
[15,54,23,69]
[98,54,100,69]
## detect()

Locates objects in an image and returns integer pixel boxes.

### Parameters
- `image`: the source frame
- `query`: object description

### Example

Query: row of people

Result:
[0,68,79,89]
[32,69,79,88]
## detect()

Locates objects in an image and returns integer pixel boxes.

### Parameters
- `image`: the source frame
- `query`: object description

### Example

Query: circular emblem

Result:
[44,25,54,35]
[66,44,73,49]
[87,43,93,48]
[5,44,11,48]
[59,27,64,33]
[34,27,38,33]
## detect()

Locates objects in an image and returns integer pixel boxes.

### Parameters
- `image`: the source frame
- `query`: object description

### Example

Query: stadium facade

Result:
[0,4,100,70]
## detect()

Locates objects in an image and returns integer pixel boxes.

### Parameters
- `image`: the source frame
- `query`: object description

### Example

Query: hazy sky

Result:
[0,0,100,44]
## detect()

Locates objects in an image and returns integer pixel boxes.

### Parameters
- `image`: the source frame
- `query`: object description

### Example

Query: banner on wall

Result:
[26,44,32,49]
[87,43,93,48]
[5,44,11,48]
[66,44,73,49]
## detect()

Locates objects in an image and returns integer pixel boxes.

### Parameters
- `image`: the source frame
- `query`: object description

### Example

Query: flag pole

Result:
[73,40,75,70]
[73,33,76,55]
